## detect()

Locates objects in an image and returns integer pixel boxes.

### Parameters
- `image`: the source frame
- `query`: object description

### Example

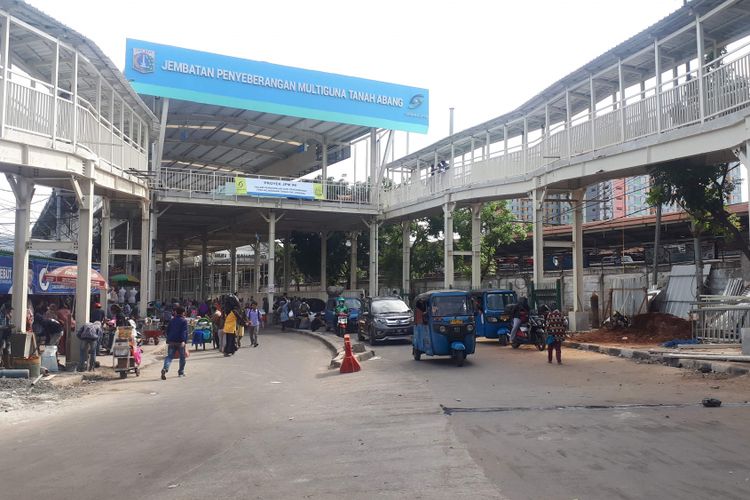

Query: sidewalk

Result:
[565,340,750,376]
[285,325,375,368]
[44,340,168,388]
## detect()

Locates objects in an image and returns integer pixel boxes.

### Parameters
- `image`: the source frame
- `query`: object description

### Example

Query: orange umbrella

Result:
[44,265,107,289]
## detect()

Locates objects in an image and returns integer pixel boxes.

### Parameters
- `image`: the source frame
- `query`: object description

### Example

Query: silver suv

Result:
[357,297,413,345]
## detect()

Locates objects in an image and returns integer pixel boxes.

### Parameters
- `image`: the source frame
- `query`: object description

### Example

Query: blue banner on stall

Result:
[0,255,12,294]
[125,39,429,133]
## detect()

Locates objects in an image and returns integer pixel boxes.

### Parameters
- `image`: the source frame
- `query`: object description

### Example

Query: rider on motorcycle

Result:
[334,296,349,334]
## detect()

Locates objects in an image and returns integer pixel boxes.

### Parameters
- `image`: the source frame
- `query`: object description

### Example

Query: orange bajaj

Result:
[412,290,476,367]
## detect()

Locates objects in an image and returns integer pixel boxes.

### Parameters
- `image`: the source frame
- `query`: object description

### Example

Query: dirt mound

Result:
[572,312,692,346]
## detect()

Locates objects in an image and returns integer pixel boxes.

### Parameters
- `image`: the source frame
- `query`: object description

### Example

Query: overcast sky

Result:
[1,0,686,234]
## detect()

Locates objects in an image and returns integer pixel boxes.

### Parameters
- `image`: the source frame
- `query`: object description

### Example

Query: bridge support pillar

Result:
[230,243,237,295]
[72,164,95,368]
[254,240,261,295]
[443,202,455,289]
[320,232,328,292]
[160,249,167,302]
[262,210,281,311]
[570,189,589,331]
[368,219,379,297]
[148,199,158,306]
[7,175,33,332]
[100,198,111,306]
[200,237,208,300]
[139,200,150,318]
[350,232,358,291]
[532,188,545,289]
[177,246,184,300]
[402,221,411,297]
[471,203,482,289]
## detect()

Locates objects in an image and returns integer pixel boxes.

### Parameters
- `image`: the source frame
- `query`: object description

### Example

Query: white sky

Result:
[0,0,686,234]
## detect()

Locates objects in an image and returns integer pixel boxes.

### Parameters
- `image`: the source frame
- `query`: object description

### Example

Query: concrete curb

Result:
[287,328,375,369]
[564,341,750,375]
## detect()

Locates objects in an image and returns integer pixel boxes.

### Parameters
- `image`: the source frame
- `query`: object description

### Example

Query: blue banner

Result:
[125,39,429,133]
[0,255,12,295]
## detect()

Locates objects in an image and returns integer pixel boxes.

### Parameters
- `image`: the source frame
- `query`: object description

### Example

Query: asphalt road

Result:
[2,330,749,499]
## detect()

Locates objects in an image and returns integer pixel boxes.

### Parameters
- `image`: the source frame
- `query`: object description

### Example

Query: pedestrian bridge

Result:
[382,9,750,220]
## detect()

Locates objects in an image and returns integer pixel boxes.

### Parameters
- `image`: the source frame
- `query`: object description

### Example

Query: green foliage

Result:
[648,162,750,260]
[378,201,530,287]
[289,231,368,287]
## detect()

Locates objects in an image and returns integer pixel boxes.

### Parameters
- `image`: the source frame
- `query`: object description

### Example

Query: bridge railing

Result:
[1,65,148,174]
[382,46,750,211]
[154,167,372,207]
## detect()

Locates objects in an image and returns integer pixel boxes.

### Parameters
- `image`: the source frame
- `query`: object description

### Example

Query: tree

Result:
[647,161,750,261]
[453,201,530,277]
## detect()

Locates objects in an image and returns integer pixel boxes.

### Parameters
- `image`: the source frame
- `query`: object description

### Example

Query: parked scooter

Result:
[603,310,630,330]
[511,313,546,351]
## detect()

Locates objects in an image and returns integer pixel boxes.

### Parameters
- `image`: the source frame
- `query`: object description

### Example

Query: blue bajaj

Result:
[471,289,517,345]
[412,290,476,367]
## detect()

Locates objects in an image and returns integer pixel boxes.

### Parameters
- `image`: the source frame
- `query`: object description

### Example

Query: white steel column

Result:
[321,138,328,182]
[139,200,149,317]
[695,15,706,121]
[0,15,10,137]
[532,188,545,287]
[148,200,158,306]
[618,60,626,141]
[100,198,111,293]
[565,89,572,158]
[350,232,358,290]
[283,235,290,293]
[572,189,585,312]
[320,232,328,292]
[177,246,184,299]
[7,175,33,330]
[590,74,596,150]
[443,202,455,289]
[73,162,95,367]
[229,243,237,294]
[522,118,528,171]
[368,219,379,297]
[402,221,411,296]
[655,39,662,133]
[200,237,208,300]
[266,210,277,308]
[160,249,167,301]
[254,240,261,294]
[370,129,378,206]
[471,203,482,290]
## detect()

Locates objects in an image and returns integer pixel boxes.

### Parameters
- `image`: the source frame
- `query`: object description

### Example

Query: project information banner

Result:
[234,177,323,200]
[125,39,429,133]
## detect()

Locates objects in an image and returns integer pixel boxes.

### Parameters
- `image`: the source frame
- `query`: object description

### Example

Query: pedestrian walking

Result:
[247,302,262,347]
[545,305,566,364]
[76,320,102,372]
[161,306,188,379]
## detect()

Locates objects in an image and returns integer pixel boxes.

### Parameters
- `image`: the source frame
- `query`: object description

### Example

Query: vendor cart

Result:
[112,326,141,378]
[141,317,162,345]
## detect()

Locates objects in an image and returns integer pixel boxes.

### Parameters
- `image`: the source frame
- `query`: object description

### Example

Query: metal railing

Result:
[382,48,750,211]
[1,69,148,172]
[155,167,372,207]
[692,296,750,343]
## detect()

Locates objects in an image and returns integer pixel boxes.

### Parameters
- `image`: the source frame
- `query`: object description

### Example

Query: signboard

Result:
[233,177,323,200]
[125,39,429,133]
[31,258,101,295]
[0,255,12,294]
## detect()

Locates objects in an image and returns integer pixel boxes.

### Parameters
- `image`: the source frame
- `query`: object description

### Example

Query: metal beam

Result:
[28,239,76,251]
[164,138,287,159]
[110,249,142,256]
[166,113,326,143]
[543,241,574,248]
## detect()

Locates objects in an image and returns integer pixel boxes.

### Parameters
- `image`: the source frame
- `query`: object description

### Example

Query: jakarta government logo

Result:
[408,94,425,109]
[132,48,155,74]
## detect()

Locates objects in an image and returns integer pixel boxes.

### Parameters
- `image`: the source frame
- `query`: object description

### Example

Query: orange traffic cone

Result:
[339,334,361,373]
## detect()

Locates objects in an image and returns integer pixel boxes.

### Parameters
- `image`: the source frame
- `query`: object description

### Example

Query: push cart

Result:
[112,326,141,378]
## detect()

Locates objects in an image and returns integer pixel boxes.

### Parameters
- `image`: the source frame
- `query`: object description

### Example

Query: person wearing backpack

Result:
[509,296,530,344]
[76,321,102,372]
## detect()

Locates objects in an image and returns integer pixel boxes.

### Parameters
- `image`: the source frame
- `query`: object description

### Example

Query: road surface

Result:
[2,329,749,499]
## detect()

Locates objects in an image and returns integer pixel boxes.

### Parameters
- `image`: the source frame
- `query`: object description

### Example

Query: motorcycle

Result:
[511,314,546,351]
[603,310,630,330]
[336,312,348,337]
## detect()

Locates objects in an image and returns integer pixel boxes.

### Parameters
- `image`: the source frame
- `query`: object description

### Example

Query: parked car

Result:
[357,296,413,345]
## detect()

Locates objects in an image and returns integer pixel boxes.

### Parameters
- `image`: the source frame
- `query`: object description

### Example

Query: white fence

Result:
[382,49,750,211]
